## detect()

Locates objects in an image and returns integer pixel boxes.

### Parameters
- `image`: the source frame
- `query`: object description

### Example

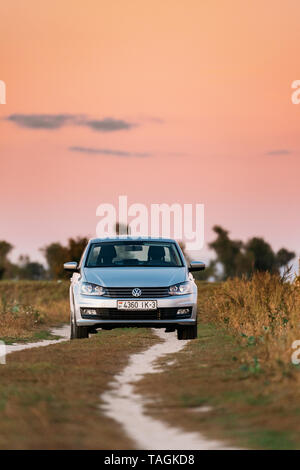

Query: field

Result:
[0,328,156,449]
[0,281,69,343]
[200,274,300,372]
[138,277,300,449]
[0,280,159,449]
[0,276,299,449]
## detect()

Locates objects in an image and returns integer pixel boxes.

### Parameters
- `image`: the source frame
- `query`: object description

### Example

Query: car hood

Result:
[82,267,187,287]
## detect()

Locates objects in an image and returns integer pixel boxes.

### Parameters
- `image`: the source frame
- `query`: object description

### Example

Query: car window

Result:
[85,242,183,267]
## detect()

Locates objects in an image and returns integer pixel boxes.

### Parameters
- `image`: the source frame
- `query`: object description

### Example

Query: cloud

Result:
[69,146,151,158]
[137,115,165,124]
[265,149,292,156]
[6,114,136,132]
[6,114,75,129]
[79,117,136,132]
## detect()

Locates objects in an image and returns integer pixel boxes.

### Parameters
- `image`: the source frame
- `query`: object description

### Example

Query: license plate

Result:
[117,300,157,310]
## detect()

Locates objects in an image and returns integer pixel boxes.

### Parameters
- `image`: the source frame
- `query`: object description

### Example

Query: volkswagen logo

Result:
[132,288,142,297]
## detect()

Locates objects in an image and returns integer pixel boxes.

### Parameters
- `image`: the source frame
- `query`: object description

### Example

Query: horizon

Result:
[5,226,299,279]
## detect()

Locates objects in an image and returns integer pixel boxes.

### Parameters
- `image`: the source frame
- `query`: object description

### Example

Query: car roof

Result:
[88,236,177,243]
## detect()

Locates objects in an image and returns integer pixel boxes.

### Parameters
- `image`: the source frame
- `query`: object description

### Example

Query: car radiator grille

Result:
[81,307,192,320]
[103,287,170,298]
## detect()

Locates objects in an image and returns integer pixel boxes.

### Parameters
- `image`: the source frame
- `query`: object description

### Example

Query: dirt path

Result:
[100,329,234,450]
[5,325,70,355]
[4,325,235,449]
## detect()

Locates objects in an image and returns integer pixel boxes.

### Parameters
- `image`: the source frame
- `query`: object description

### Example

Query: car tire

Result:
[177,323,198,340]
[70,312,89,339]
[70,311,75,339]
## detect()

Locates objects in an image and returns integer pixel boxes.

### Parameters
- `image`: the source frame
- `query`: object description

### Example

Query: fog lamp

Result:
[177,308,190,315]
[82,309,97,315]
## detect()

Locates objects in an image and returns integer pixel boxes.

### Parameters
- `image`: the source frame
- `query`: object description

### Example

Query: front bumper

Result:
[73,292,197,328]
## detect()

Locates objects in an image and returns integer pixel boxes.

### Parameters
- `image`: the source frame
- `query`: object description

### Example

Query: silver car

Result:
[64,237,205,340]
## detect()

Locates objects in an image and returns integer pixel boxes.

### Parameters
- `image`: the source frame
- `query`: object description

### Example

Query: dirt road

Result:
[5,326,233,449]
[100,329,233,450]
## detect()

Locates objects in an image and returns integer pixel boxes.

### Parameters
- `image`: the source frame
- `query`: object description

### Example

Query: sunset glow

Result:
[1,0,300,263]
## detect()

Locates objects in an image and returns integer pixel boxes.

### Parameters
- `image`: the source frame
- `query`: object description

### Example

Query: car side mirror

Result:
[188,261,205,272]
[64,261,79,272]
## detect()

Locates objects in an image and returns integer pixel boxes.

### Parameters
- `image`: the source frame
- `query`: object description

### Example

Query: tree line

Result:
[0,237,88,280]
[0,226,295,281]
[195,226,295,280]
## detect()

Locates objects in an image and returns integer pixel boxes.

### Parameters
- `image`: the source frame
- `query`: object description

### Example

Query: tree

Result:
[209,226,243,279]
[41,237,89,279]
[115,222,130,235]
[41,242,69,279]
[245,237,276,273]
[0,241,13,279]
[209,226,295,280]
[68,237,89,263]
[18,255,46,280]
[276,248,295,270]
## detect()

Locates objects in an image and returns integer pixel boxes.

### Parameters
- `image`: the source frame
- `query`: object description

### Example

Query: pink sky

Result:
[0,0,300,265]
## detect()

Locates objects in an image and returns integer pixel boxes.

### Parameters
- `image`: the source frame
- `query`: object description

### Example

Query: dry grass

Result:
[0,281,160,449]
[200,274,300,373]
[1,277,299,449]
[0,328,157,449]
[0,281,69,341]
[137,322,300,449]
[135,278,300,449]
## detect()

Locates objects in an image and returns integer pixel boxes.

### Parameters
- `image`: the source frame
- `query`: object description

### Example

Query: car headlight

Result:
[168,281,192,295]
[80,282,106,296]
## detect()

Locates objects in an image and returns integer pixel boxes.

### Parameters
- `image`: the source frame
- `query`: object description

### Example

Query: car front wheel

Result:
[70,312,89,339]
[177,323,198,340]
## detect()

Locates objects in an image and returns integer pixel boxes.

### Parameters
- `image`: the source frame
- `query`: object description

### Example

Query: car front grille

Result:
[103,287,170,298]
[81,307,192,320]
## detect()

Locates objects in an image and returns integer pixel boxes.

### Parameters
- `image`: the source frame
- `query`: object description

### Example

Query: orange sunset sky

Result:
[0,0,300,265]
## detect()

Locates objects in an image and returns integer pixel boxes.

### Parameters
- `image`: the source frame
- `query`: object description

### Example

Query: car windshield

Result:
[85,241,183,268]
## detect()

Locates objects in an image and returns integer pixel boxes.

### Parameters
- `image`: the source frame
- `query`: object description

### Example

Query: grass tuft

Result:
[0,281,69,341]
[200,273,300,375]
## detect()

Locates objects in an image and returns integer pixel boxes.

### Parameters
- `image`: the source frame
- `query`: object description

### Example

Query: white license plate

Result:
[117,300,157,310]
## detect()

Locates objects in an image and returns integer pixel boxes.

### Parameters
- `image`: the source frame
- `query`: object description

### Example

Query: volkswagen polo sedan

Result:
[64,237,205,340]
